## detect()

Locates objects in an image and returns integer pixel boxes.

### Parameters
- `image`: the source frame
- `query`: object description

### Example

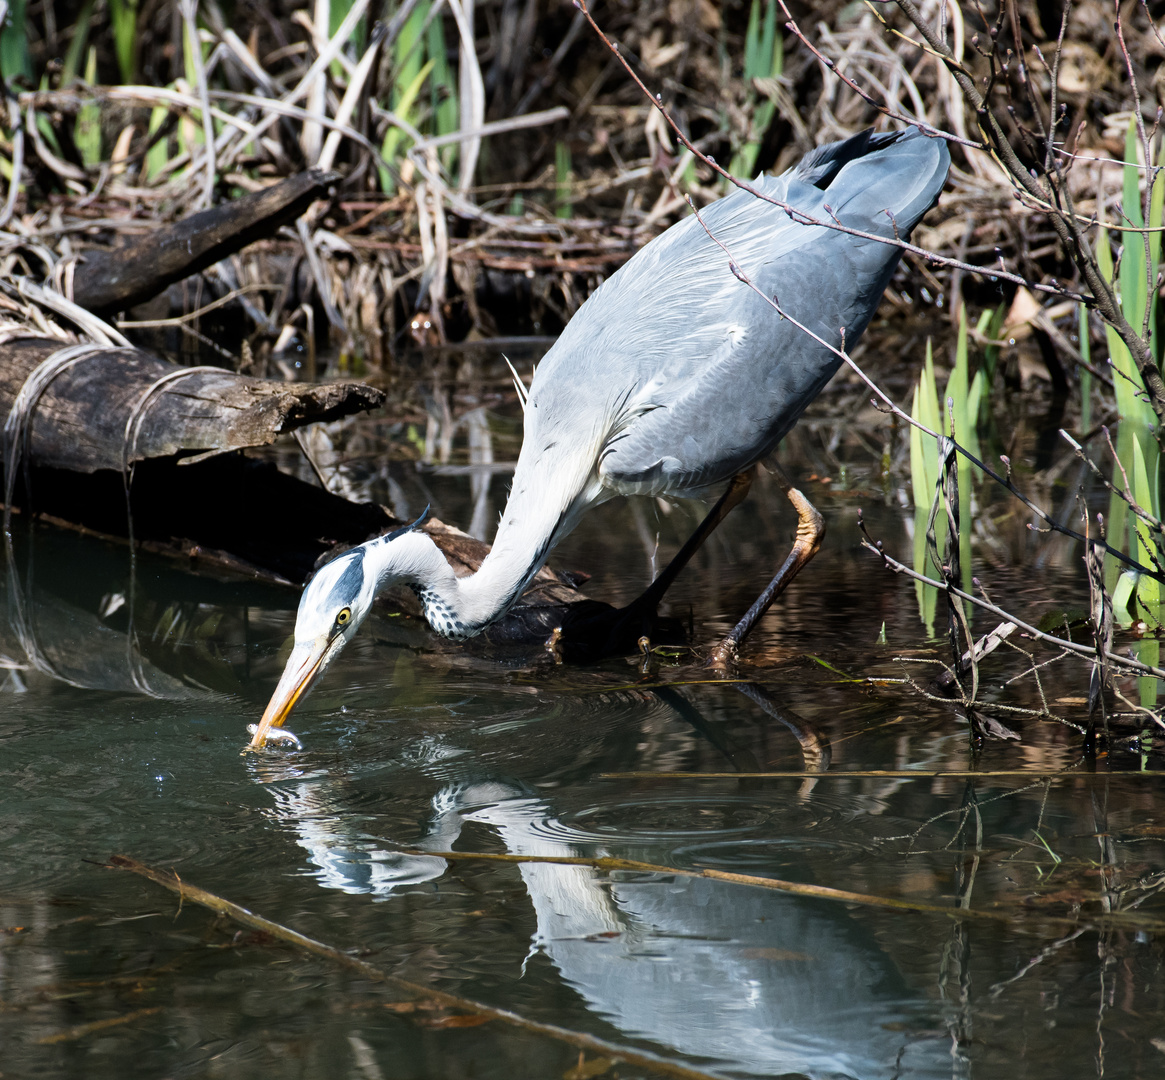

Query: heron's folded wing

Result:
[529,130,950,497]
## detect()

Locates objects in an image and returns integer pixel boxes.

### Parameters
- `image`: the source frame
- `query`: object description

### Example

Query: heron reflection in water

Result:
[250,128,950,748]
[262,775,952,1077]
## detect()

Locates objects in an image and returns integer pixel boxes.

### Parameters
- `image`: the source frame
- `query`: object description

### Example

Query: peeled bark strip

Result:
[0,336,384,473]
[69,170,337,315]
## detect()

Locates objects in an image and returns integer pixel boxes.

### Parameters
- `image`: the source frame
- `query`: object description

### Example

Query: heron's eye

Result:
[335,607,352,629]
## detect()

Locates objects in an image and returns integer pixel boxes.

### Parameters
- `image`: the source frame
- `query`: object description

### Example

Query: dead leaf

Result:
[383,998,445,1014]
[641,32,685,70]
[1057,43,1109,96]
[1003,286,1041,340]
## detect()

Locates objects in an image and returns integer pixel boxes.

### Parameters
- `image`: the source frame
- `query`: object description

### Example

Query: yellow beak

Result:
[246,640,329,750]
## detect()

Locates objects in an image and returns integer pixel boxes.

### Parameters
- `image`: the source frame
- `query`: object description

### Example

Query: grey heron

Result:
[249,128,950,749]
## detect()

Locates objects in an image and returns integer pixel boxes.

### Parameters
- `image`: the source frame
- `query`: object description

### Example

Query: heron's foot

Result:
[637,635,654,675]
[545,627,565,664]
[705,637,738,672]
[601,597,663,656]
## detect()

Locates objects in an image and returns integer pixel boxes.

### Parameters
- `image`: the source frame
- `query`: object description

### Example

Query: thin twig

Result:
[598,769,1115,779]
[375,846,1165,932]
[116,284,281,329]
[858,517,1165,680]
[1060,429,1164,534]
[571,0,1088,305]
[108,855,725,1080]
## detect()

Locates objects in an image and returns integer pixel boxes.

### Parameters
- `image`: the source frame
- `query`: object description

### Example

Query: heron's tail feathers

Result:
[784,127,949,240]
[792,128,903,190]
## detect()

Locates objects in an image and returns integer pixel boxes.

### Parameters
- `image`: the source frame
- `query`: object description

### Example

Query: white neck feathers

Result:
[364,519,557,640]
[367,411,608,639]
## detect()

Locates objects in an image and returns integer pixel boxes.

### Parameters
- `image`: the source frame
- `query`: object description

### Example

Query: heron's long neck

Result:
[368,497,573,639]
[369,416,605,637]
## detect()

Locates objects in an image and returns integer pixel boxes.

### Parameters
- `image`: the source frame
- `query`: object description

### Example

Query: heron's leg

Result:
[559,472,754,658]
[632,469,754,614]
[707,468,824,671]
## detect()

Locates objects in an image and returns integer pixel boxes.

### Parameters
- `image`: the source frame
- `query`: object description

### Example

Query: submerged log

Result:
[69,170,336,316]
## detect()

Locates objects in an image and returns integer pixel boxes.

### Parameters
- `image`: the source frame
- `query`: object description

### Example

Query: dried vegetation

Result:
[1,1,1154,361]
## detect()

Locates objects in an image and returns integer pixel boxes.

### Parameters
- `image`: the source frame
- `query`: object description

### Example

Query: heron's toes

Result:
[544,627,565,664]
[705,638,739,672]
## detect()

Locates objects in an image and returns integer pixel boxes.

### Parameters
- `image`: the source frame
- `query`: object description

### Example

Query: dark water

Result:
[3,396,1165,1079]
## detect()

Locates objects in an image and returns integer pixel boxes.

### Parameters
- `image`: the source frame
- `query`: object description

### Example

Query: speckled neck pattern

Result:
[409,584,480,640]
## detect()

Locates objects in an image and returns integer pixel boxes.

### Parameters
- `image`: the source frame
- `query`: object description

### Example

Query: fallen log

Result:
[0,334,595,643]
[68,170,336,316]
[0,336,382,473]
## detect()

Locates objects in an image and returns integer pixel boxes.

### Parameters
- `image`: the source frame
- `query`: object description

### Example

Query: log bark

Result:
[0,336,383,473]
[69,170,336,315]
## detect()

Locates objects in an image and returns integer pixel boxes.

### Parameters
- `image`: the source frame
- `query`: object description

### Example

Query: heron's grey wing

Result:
[526,129,949,499]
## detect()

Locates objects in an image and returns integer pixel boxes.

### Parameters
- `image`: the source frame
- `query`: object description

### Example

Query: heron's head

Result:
[247,510,430,750]
[247,545,376,749]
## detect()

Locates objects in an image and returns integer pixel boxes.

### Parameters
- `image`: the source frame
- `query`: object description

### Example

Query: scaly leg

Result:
[633,469,754,614]
[707,467,824,671]
[563,471,755,657]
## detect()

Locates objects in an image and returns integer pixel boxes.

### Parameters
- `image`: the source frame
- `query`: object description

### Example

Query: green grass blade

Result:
[744,0,762,80]
[427,14,458,170]
[1106,423,1135,595]
[909,383,927,510]
[760,0,777,78]
[331,0,366,63]
[1139,639,1160,710]
[61,0,95,85]
[767,3,783,77]
[944,305,969,439]
[556,140,573,219]
[0,0,31,81]
[913,504,937,638]
[1149,136,1164,362]
[1131,434,1160,627]
[1120,121,1149,365]
[394,0,427,100]
[1098,225,1144,422]
[109,0,139,84]
[380,56,435,190]
[145,101,170,181]
[75,47,102,168]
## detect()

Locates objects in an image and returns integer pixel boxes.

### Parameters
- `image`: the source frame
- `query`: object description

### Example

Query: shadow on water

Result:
[5,400,1165,1079]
